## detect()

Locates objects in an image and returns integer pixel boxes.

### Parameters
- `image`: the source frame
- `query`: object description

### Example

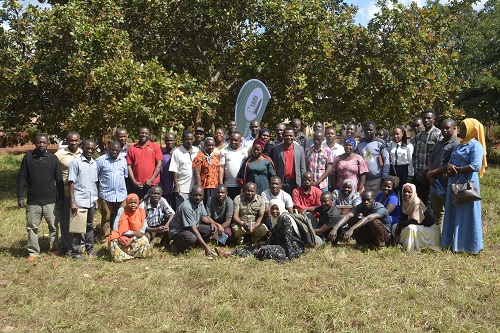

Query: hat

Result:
[195,127,205,133]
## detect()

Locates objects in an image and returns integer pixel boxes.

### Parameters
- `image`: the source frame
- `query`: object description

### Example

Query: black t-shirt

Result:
[314,204,342,228]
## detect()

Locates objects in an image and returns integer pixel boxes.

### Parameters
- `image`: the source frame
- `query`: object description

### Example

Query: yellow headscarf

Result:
[461,118,487,177]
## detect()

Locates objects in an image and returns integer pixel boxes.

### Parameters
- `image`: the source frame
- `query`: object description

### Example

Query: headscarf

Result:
[202,137,216,165]
[109,193,145,241]
[401,183,426,223]
[253,138,266,151]
[269,199,290,231]
[461,118,487,177]
[344,137,357,149]
[337,179,357,205]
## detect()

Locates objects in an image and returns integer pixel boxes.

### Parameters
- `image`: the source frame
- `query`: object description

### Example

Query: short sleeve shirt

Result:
[68,155,98,208]
[220,145,248,187]
[206,196,234,224]
[314,204,342,228]
[168,199,208,235]
[192,151,220,189]
[169,145,199,193]
[139,197,174,228]
[126,141,163,184]
[305,145,334,189]
[233,194,265,223]
[261,189,293,209]
[353,202,391,232]
[55,147,82,196]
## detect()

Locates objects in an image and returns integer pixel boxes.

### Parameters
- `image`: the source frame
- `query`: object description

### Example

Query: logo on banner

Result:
[245,88,264,121]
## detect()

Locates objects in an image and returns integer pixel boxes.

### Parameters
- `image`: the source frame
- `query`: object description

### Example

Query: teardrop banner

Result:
[234,79,271,139]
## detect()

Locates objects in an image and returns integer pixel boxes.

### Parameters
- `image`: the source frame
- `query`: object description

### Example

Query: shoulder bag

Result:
[449,169,481,205]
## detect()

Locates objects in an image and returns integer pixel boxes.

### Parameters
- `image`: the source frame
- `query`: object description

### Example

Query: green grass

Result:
[1,154,499,332]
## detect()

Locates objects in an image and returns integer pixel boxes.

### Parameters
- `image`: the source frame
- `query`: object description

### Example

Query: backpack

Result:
[278,213,317,247]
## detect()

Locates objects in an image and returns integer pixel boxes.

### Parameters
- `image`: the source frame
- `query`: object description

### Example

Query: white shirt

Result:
[243,135,256,149]
[387,141,414,177]
[326,142,345,157]
[169,145,199,194]
[261,189,294,210]
[220,145,248,187]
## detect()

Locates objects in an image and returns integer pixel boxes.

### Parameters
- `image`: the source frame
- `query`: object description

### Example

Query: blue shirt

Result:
[96,153,128,202]
[68,155,98,208]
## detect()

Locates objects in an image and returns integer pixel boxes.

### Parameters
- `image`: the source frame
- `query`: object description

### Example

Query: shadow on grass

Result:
[0,239,28,258]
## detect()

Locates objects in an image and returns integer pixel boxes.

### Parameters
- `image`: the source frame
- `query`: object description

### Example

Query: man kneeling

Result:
[328,190,391,248]
[168,185,216,255]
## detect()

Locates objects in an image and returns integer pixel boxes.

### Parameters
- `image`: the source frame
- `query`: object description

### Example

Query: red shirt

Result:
[283,143,295,179]
[126,141,163,184]
[292,186,322,216]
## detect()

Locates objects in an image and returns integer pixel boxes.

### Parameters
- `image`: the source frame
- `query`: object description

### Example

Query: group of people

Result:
[16,111,487,263]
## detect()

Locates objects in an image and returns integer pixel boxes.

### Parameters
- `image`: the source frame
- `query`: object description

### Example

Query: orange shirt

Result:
[192,151,220,189]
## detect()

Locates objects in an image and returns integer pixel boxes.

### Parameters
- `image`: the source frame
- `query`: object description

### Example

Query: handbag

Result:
[449,171,481,205]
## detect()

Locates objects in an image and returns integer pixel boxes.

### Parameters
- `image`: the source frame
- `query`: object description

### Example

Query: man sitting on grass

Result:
[328,190,391,248]
[168,185,216,256]
[206,184,233,242]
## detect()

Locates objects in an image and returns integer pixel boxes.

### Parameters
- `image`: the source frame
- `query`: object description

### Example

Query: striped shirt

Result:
[412,126,443,173]
[96,153,128,202]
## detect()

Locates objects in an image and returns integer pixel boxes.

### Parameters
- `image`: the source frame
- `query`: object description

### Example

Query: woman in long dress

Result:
[441,118,486,254]
[392,183,440,251]
[108,194,152,262]
[331,138,368,192]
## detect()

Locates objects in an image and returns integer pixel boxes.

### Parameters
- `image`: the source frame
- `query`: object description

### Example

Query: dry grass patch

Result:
[0,155,499,332]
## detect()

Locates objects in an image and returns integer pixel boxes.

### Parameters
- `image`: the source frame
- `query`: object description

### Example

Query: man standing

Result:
[126,126,162,199]
[194,127,205,150]
[305,121,325,149]
[17,134,64,262]
[325,126,345,191]
[292,118,307,149]
[270,127,306,195]
[169,130,199,201]
[231,183,267,245]
[410,117,425,145]
[68,139,99,261]
[273,123,286,146]
[243,120,261,148]
[160,132,176,207]
[426,119,459,227]
[356,121,389,191]
[220,131,248,199]
[96,141,128,244]
[115,127,130,158]
[54,131,82,256]
[412,110,442,205]
[168,185,215,255]
[225,121,238,142]
[328,190,391,248]
[305,130,334,192]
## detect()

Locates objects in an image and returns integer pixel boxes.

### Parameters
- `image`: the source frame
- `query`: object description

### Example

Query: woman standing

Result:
[193,137,220,204]
[258,128,273,156]
[108,194,152,262]
[213,127,227,153]
[237,139,276,195]
[386,126,414,193]
[393,183,440,251]
[331,138,368,192]
[441,118,486,254]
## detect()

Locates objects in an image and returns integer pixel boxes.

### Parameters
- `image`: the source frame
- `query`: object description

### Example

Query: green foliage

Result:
[0,0,494,138]
[456,0,500,125]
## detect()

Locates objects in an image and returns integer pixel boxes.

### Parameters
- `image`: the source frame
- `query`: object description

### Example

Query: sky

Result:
[9,0,488,29]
